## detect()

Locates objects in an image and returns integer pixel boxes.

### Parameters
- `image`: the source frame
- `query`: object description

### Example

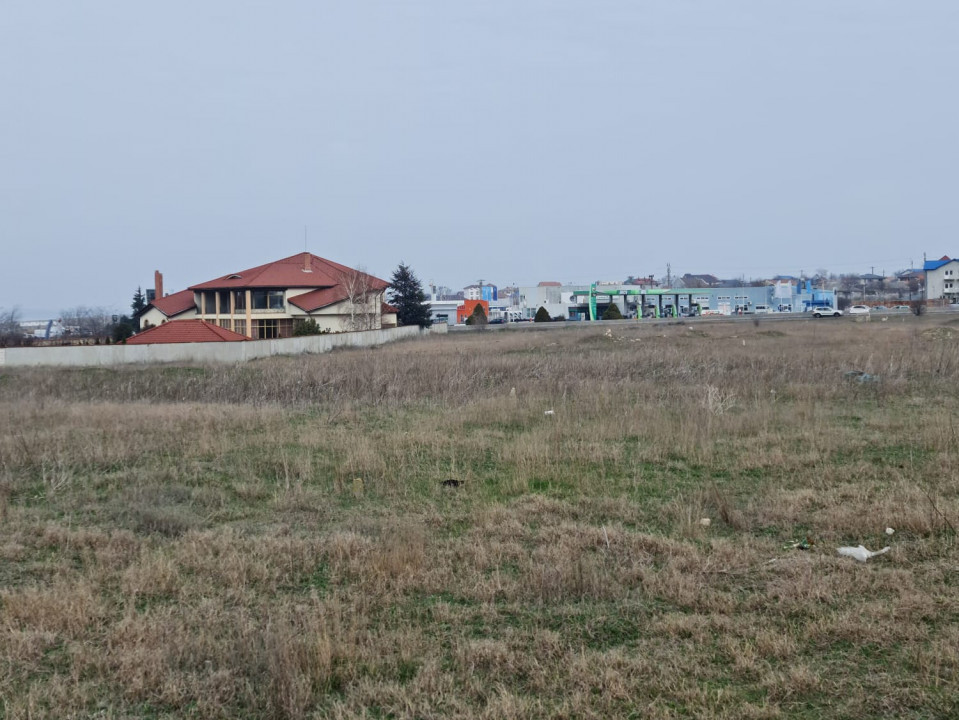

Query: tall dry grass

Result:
[0,317,958,718]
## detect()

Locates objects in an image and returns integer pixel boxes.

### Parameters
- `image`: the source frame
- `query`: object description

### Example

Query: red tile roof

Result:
[189,252,388,292]
[127,319,249,345]
[288,285,350,312]
[381,302,399,314]
[538,281,562,287]
[150,289,196,318]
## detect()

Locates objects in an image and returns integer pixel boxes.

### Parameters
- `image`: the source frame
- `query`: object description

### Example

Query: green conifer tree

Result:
[387,263,432,327]
[131,287,146,315]
[602,302,623,320]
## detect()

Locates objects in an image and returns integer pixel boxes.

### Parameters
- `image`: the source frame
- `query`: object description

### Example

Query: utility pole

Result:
[909,258,914,302]
[666,263,671,288]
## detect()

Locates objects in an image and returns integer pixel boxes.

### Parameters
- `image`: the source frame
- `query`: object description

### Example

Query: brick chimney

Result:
[154,270,164,300]
[302,252,312,273]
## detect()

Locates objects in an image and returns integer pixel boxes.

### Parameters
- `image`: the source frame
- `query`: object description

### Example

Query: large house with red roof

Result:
[139,253,395,339]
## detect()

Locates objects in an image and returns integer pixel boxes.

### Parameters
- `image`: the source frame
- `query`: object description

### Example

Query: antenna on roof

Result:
[304,225,308,252]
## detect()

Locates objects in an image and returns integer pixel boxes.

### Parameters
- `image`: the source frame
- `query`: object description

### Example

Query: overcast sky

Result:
[2,1,958,317]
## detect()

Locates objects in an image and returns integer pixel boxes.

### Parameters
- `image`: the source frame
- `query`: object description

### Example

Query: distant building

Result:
[19,319,66,339]
[682,274,721,288]
[464,284,498,302]
[457,299,490,324]
[517,283,585,319]
[924,256,959,302]
[896,269,923,282]
[427,299,462,326]
[430,285,455,300]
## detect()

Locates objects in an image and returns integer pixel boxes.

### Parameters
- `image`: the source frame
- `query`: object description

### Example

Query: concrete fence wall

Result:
[0,324,447,368]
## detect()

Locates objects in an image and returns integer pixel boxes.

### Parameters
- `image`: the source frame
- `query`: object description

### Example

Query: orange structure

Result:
[457,299,489,324]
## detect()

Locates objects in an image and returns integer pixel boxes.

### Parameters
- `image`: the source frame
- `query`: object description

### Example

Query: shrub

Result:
[601,303,623,321]
[465,304,488,326]
[294,319,328,336]
[534,307,552,323]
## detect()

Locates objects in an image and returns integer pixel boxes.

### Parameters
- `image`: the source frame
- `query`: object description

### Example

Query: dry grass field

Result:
[1,316,958,719]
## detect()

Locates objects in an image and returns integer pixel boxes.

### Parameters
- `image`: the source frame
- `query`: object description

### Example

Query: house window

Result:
[251,290,285,311]
[233,291,246,311]
[252,319,278,338]
[251,319,293,339]
[203,291,217,314]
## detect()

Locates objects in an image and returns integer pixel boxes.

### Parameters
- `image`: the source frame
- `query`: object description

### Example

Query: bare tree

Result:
[59,306,113,340]
[338,266,381,332]
[0,306,23,347]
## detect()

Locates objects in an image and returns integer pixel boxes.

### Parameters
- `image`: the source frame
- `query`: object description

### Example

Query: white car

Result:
[848,305,870,315]
[811,306,842,318]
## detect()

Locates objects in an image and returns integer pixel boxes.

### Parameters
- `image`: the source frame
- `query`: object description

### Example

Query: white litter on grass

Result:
[838,545,891,562]
[544,410,555,416]
[885,527,895,535]
[699,518,711,527]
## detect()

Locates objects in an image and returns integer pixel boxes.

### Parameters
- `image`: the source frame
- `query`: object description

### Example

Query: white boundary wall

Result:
[0,325,446,368]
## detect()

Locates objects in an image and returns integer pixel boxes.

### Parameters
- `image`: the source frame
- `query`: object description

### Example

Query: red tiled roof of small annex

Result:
[126,319,250,345]
[288,286,350,312]
[189,252,388,292]
[150,289,196,318]
[381,302,399,314]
